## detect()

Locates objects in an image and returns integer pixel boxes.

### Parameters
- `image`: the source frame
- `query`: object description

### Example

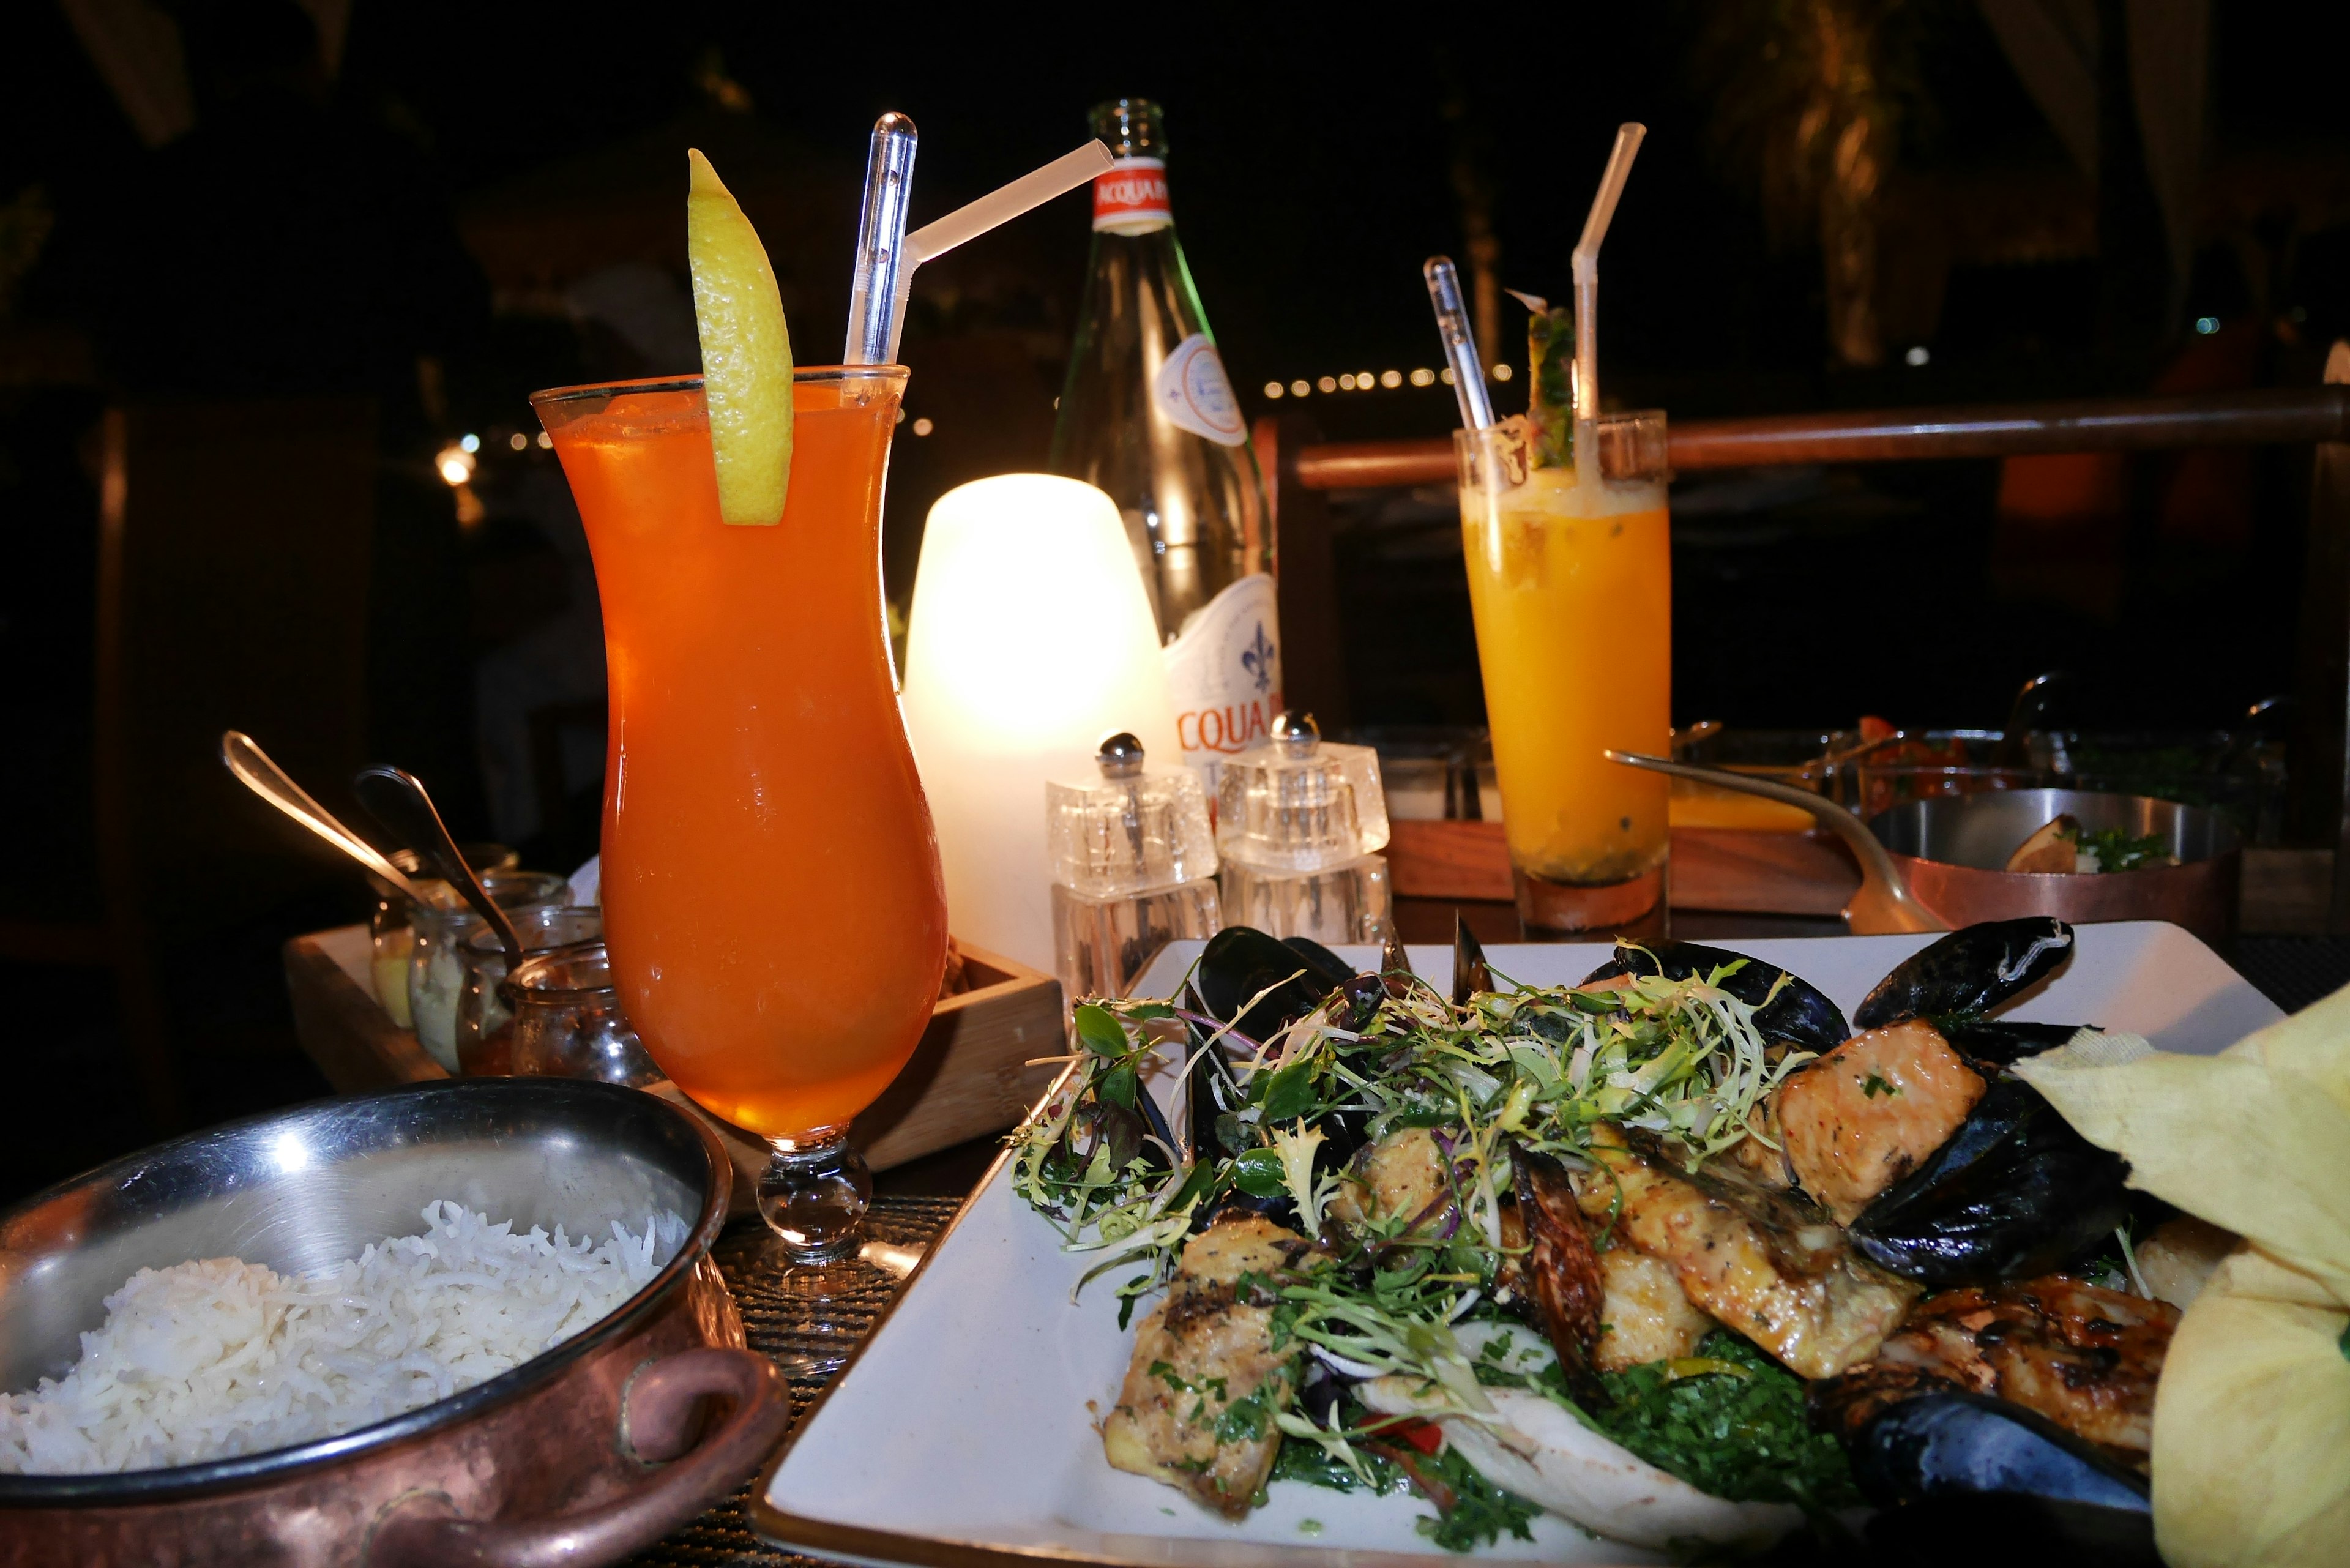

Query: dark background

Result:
[2,0,2347,1198]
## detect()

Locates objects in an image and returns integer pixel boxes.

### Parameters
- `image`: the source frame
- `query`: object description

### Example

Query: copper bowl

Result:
[1870,788,2242,946]
[0,1079,787,1567]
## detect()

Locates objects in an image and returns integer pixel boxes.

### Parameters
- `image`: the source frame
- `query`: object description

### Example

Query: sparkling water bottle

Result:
[1050,98,1278,788]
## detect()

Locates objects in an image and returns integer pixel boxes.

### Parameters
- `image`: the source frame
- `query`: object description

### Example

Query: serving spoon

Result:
[1603,750,1949,936]
[352,764,525,960]
[220,731,430,902]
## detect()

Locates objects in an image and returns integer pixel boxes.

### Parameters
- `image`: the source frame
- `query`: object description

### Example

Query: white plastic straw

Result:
[846,113,920,365]
[906,141,1113,266]
[1572,123,1645,429]
[1423,256,1493,431]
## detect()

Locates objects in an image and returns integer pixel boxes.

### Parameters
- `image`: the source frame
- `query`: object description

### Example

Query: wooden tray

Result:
[283,926,1066,1216]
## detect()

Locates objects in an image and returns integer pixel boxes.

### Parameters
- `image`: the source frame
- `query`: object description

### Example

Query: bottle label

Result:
[1152,333,1248,447]
[1165,572,1281,766]
[1092,156,1172,234]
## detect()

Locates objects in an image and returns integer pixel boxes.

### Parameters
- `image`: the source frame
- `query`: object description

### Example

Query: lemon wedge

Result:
[686,147,792,525]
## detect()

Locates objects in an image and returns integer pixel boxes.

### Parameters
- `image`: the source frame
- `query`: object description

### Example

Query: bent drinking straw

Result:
[1572,123,1645,444]
[846,113,920,365]
[908,141,1113,266]
[1423,256,1494,431]
[850,132,1119,366]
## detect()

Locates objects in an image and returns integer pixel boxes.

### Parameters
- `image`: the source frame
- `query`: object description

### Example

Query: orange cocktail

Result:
[534,370,946,1142]
[1457,413,1673,934]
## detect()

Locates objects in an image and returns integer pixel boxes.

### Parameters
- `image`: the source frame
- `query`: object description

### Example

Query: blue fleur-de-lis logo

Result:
[1240,621,1276,696]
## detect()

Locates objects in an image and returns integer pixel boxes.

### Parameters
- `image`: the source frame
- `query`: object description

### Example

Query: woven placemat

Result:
[626,1194,963,1567]
[2231,935,2350,1016]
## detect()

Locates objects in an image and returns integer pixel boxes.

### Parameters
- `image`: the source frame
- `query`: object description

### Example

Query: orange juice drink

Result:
[1457,415,1671,933]
[534,370,947,1140]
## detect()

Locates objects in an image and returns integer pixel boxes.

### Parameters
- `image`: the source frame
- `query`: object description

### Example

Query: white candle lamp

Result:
[901,474,1182,973]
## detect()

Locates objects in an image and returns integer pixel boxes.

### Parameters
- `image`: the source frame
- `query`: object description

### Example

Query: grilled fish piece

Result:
[1327,1127,1453,1235]
[1808,1276,2178,1462]
[1103,1216,1310,1515]
[1577,1127,1916,1379]
[1775,1018,1987,1225]
[1592,1244,1715,1372]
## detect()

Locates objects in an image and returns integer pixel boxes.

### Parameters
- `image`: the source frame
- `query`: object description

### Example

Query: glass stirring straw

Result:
[1422,256,1493,432]
[845,113,920,365]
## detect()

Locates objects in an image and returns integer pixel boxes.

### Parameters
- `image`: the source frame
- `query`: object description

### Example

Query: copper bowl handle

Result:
[366,1348,790,1568]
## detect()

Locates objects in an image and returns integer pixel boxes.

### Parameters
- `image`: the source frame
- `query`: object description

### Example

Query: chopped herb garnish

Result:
[2068,825,2172,873]
[1584,1331,1862,1507]
[1862,1072,1897,1099]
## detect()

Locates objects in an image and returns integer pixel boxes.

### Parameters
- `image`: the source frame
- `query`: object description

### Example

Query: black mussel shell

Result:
[1849,1076,2130,1287]
[1854,919,2074,1031]
[1379,925,1416,998]
[1941,1018,2086,1067]
[1581,939,1849,1054]
[1452,914,1494,1006]
[1283,934,1353,977]
[1198,927,1355,1040]
[1185,1014,1248,1158]
[1841,1390,2150,1514]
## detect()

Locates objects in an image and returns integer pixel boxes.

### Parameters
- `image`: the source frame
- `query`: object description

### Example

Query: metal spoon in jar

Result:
[1602,749,1950,936]
[220,731,431,902]
[351,764,526,960]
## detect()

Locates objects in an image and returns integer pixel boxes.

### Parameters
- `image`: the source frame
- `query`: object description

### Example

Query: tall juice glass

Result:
[532,368,947,1290]
[1457,411,1671,935]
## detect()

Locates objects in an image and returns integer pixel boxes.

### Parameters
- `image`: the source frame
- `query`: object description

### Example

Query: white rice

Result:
[0,1200,687,1475]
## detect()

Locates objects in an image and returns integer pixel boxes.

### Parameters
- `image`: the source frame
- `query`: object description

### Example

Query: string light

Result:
[1249,365,1507,398]
[912,417,934,436]
[536,431,553,449]
[509,432,529,450]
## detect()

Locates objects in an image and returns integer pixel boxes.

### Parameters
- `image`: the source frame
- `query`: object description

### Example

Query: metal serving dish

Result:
[1870,788,2243,945]
[0,1079,786,1567]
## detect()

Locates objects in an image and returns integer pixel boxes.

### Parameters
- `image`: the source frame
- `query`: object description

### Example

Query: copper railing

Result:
[1285,386,2350,490]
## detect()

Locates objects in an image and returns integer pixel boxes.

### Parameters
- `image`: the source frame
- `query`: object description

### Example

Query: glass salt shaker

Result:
[1215,711,1393,944]
[1046,732,1221,1002]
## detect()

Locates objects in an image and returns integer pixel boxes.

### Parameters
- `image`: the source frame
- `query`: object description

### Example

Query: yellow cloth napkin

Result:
[2015,992,2350,1567]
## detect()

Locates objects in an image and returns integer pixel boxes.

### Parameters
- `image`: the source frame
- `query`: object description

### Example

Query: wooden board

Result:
[1386,819,1862,914]
[283,927,1066,1216]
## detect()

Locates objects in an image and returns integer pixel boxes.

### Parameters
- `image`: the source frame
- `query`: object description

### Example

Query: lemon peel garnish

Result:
[686,147,792,525]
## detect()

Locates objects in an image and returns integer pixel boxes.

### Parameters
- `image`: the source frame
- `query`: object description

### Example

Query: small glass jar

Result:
[407,867,568,1070]
[453,906,605,1074]
[491,940,661,1086]
[367,843,517,1026]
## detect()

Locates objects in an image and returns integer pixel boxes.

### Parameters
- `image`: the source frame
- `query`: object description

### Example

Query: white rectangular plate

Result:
[753,922,2280,1568]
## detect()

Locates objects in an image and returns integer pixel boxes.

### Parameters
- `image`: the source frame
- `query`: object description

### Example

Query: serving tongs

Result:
[1604,750,1949,935]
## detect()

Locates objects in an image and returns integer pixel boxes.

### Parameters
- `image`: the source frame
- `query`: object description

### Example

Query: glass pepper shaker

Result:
[1045,732,1221,1002]
[1215,711,1393,944]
